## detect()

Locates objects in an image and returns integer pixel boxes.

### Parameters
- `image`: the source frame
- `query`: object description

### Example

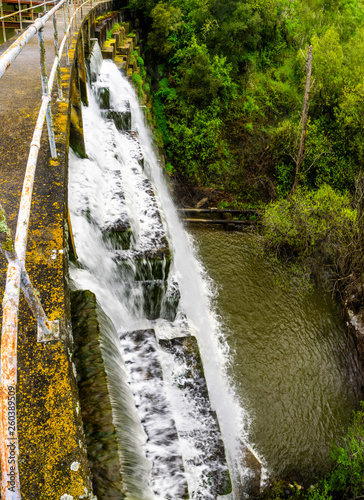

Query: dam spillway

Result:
[68,48,254,498]
[2,2,364,497]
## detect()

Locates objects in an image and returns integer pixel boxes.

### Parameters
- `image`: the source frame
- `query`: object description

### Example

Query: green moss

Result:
[132,72,143,99]
[0,206,15,253]
[95,11,113,22]
[112,22,121,33]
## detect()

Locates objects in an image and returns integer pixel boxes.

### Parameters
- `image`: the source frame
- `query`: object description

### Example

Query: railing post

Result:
[37,28,57,159]
[62,1,69,65]
[74,1,77,30]
[17,0,22,30]
[43,0,46,14]
[19,264,60,342]
[68,0,73,33]
[0,0,6,43]
[30,0,34,21]
[52,13,63,99]
[0,258,21,500]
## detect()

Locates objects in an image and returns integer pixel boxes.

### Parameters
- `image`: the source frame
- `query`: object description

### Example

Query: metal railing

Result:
[0,0,77,42]
[0,0,52,43]
[0,0,100,496]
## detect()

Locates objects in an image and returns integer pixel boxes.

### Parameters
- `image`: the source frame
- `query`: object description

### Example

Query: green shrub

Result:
[261,185,357,269]
[165,162,175,176]
[306,403,364,500]
[112,22,121,33]
[132,72,143,99]
[152,95,169,145]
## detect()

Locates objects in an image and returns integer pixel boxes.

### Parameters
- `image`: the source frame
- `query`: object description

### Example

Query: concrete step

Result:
[159,335,232,498]
[119,329,189,499]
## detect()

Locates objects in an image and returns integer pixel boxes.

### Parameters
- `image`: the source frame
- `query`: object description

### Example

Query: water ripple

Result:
[189,226,364,484]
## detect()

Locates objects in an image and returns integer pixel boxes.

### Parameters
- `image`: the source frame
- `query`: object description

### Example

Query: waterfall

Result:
[69,45,254,499]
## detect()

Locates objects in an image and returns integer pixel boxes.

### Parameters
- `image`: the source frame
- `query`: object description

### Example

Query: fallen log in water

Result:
[181,218,259,225]
[179,208,261,214]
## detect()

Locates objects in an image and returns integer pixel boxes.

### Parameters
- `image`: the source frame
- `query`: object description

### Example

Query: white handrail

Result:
[0,0,66,79]
[0,0,57,21]
[0,0,103,496]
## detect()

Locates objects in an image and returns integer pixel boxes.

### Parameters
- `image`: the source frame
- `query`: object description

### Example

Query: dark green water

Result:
[189,225,364,484]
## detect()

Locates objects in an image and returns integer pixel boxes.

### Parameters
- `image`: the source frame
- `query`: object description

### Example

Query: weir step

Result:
[119,329,189,499]
[126,130,145,168]
[101,109,132,132]
[159,335,232,498]
[161,278,181,322]
[100,169,131,250]
[121,279,167,319]
[111,173,171,285]
[94,84,110,109]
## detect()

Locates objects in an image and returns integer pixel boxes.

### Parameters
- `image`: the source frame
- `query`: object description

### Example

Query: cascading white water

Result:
[69,48,255,499]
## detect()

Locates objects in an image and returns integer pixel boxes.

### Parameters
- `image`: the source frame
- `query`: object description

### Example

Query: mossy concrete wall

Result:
[71,290,124,499]
[0,1,124,497]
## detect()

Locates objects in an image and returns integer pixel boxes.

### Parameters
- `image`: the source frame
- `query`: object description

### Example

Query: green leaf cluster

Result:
[261,185,357,268]
[262,403,364,500]
[305,403,364,500]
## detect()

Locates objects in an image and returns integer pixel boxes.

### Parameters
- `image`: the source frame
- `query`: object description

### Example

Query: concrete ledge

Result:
[71,290,124,499]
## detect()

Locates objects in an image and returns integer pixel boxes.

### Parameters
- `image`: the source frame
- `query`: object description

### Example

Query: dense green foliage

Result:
[125,2,364,496]
[128,0,364,300]
[307,404,364,500]
[127,0,364,303]
[260,179,364,306]
[130,0,364,200]
[262,404,364,500]
[262,185,357,261]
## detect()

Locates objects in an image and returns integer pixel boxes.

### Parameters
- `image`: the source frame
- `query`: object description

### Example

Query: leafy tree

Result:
[261,185,357,269]
[335,84,364,168]
[148,2,182,57]
[175,36,236,105]
[311,27,344,109]
[166,100,230,185]
[206,0,279,68]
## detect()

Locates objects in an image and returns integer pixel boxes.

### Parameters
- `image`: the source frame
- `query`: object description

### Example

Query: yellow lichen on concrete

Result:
[17,321,91,499]
[104,39,115,48]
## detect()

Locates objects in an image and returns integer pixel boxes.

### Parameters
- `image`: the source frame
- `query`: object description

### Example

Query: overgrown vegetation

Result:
[262,404,364,500]
[307,404,364,500]
[261,182,364,299]
[129,0,364,201]
[128,0,364,299]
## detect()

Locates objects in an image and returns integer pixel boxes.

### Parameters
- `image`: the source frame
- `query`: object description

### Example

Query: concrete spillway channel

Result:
[66,37,239,498]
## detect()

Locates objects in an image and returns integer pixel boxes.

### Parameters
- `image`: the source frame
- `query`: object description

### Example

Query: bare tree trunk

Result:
[289,45,313,197]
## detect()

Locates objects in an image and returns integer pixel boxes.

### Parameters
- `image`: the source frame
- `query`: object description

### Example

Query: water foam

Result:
[69,55,255,498]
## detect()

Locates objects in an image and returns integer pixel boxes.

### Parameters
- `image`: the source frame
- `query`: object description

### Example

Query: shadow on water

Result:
[188,225,364,485]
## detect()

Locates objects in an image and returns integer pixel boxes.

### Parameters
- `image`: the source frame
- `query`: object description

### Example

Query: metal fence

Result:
[0,0,99,496]
[1,0,53,43]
